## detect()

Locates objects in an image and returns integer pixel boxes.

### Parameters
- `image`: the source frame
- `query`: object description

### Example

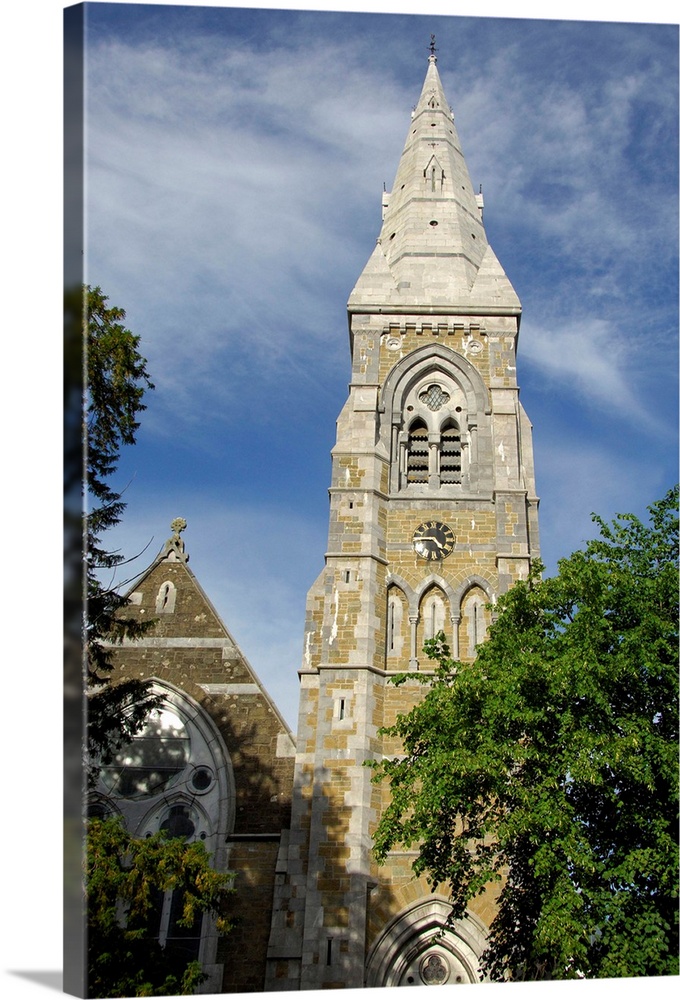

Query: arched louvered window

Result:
[440,424,462,484]
[407,420,429,484]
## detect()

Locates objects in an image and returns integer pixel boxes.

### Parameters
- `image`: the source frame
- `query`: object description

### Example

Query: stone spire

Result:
[348,48,520,317]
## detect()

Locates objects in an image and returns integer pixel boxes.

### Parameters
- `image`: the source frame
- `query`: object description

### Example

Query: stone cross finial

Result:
[162,517,189,562]
[171,517,187,537]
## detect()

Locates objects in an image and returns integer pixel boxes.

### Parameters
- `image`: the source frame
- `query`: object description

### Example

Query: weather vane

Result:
[429,34,437,59]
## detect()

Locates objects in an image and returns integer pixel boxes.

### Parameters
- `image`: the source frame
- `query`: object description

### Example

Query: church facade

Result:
[98,49,539,993]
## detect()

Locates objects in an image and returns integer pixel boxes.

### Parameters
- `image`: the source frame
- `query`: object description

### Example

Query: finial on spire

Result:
[429,34,438,62]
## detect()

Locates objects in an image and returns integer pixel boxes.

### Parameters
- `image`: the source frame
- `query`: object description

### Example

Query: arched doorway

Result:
[365,898,487,987]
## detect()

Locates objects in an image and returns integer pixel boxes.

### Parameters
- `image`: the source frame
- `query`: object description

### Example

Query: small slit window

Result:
[387,593,404,658]
[334,697,350,722]
[155,580,177,614]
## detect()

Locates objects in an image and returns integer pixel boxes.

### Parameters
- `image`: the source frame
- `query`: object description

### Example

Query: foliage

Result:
[370,487,679,980]
[86,817,234,998]
[85,284,155,681]
[82,285,160,783]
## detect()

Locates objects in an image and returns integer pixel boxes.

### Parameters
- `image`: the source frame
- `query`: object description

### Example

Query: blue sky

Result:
[79,2,679,730]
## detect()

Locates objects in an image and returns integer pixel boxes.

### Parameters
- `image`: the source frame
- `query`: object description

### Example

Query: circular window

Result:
[87,797,112,821]
[100,707,190,799]
[190,766,214,792]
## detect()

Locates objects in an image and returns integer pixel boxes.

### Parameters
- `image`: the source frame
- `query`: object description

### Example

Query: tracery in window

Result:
[381,343,491,496]
[100,707,190,799]
[419,384,450,411]
[161,803,197,840]
[91,684,233,987]
[395,372,469,491]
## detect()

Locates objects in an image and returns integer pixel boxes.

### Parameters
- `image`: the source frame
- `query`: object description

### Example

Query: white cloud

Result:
[453,39,677,264]
[521,318,643,420]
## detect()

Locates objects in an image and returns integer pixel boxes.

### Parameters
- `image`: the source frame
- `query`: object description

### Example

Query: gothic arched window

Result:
[380,343,492,496]
[148,801,205,965]
[421,591,446,642]
[90,683,234,984]
[461,588,488,658]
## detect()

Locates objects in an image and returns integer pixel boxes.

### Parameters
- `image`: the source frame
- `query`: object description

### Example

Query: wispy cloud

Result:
[86,35,405,428]
[521,317,656,425]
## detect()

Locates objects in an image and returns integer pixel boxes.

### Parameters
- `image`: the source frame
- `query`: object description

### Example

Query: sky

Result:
[77,2,678,731]
[2,2,678,998]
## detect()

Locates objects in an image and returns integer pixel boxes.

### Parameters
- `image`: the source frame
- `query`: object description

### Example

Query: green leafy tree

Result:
[87,816,234,998]
[82,285,160,782]
[370,487,678,981]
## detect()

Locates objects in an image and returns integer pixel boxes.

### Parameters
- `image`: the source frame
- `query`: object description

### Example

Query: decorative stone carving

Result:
[420,952,450,985]
[161,517,189,563]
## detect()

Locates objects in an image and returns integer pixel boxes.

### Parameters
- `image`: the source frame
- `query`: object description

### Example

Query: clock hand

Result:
[423,535,443,548]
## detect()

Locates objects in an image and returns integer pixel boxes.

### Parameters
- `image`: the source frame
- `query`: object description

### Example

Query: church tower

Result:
[266,46,539,990]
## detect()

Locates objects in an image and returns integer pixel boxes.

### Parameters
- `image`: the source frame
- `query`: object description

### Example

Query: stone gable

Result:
[104,529,296,993]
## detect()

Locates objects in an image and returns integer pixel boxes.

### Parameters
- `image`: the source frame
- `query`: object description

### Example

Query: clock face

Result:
[413,521,456,561]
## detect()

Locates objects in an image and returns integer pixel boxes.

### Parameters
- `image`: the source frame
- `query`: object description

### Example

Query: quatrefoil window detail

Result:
[419,384,450,411]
